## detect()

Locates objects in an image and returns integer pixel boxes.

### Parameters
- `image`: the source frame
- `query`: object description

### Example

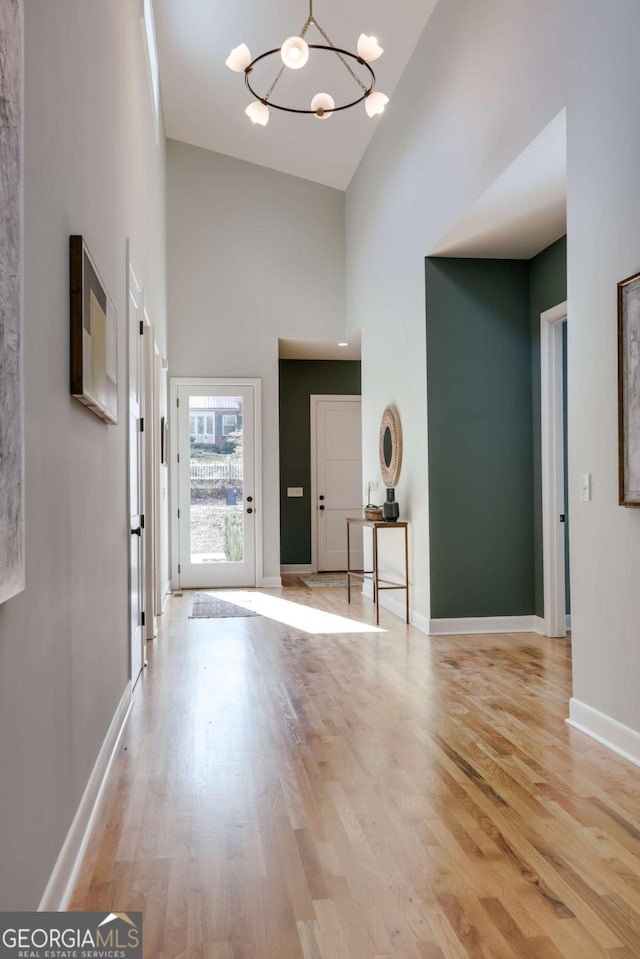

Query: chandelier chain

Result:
[264,15,367,104]
[313,19,368,94]
[265,16,312,102]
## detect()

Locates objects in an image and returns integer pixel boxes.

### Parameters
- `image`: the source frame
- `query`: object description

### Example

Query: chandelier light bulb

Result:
[226,43,252,72]
[365,91,389,117]
[245,100,270,126]
[281,36,310,69]
[311,92,335,119]
[357,34,384,62]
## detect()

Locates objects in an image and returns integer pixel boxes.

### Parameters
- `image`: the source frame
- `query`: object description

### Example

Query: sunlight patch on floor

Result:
[207,590,386,635]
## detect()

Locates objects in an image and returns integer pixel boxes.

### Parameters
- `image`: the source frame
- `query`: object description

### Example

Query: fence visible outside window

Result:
[190,459,243,482]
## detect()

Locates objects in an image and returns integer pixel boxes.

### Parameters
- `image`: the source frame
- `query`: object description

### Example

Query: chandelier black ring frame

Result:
[244,46,376,115]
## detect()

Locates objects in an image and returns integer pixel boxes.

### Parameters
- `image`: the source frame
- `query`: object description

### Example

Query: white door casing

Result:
[170,378,262,589]
[540,301,568,638]
[311,396,363,572]
[143,309,157,638]
[127,254,145,684]
[153,348,165,616]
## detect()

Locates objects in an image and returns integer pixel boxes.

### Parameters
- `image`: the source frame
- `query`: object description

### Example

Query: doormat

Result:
[189,593,258,619]
[298,573,348,588]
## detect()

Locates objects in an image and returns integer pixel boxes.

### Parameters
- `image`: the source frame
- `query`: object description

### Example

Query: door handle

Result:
[131,526,142,536]
[247,508,253,514]
[319,495,325,501]
[319,505,325,511]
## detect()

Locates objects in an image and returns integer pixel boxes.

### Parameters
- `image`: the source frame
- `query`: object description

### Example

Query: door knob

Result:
[131,526,142,536]
[247,508,253,514]
[319,505,325,511]
[319,495,325,501]
[247,496,253,503]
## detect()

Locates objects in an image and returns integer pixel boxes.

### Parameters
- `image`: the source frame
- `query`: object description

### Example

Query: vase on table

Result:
[383,487,399,522]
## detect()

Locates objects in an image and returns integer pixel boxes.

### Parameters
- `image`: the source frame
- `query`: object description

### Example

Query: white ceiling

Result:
[153,0,438,190]
[279,333,361,361]
[430,111,567,259]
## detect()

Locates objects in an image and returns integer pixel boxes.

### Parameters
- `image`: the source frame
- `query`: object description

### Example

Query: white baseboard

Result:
[531,615,571,638]
[261,576,283,588]
[362,582,429,634]
[280,564,314,574]
[38,682,133,911]
[567,698,640,768]
[428,615,544,636]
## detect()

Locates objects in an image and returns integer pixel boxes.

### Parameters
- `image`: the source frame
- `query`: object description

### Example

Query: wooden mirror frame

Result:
[379,405,402,487]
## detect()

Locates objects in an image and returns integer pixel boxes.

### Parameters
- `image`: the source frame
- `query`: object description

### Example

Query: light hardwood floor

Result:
[71,584,640,958]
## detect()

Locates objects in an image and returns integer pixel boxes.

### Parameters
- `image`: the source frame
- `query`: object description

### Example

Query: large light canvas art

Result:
[0,0,25,604]
[618,271,640,506]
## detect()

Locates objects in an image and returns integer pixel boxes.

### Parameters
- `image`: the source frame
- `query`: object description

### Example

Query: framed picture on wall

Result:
[70,235,118,424]
[618,270,640,506]
[0,0,25,605]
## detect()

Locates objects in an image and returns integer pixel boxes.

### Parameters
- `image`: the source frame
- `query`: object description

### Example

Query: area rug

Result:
[298,573,348,588]
[189,593,258,619]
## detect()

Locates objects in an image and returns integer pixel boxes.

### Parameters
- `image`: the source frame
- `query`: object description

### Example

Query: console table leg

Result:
[405,526,410,624]
[347,520,351,604]
[374,526,380,625]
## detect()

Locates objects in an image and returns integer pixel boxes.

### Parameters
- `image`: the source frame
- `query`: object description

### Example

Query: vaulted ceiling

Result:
[153,0,438,189]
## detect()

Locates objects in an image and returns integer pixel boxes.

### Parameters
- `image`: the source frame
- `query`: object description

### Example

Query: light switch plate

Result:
[580,473,591,502]
[287,487,304,498]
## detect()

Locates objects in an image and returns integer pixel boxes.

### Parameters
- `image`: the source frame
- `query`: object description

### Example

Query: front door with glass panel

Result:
[177,383,256,588]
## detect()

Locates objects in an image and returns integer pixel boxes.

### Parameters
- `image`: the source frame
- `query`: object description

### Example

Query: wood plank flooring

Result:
[71,585,640,958]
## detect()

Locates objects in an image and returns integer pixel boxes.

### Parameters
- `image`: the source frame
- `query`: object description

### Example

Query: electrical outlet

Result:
[287,487,304,498]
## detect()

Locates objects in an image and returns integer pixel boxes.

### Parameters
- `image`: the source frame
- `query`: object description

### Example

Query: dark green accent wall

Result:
[426,258,534,618]
[530,236,568,616]
[279,360,361,565]
[425,237,567,620]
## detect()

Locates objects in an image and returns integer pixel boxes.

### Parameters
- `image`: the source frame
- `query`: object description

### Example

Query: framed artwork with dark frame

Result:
[618,270,640,506]
[70,235,118,424]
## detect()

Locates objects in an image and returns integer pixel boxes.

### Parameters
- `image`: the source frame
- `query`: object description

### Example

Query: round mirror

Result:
[383,426,393,468]
[379,405,402,487]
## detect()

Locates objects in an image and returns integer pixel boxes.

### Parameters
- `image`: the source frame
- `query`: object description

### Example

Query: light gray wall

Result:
[0,0,166,908]
[567,0,640,732]
[166,140,346,583]
[348,0,640,744]
[346,0,568,622]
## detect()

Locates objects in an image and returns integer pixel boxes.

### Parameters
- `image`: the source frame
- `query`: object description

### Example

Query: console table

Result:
[346,518,409,626]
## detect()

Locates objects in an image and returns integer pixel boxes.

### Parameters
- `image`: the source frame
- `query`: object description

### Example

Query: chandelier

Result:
[225,0,389,126]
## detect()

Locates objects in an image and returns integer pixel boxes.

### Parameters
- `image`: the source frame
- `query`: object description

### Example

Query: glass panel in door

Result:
[178,384,255,588]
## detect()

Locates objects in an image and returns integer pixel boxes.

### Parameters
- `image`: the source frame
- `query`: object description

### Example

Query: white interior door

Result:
[313,397,363,571]
[175,381,258,588]
[128,258,145,684]
[541,302,569,637]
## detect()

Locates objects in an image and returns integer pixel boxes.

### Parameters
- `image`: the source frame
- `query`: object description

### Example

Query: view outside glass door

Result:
[177,383,256,588]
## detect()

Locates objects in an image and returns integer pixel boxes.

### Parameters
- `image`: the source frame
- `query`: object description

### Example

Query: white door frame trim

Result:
[310,394,362,573]
[540,301,568,638]
[143,307,157,640]
[169,377,263,589]
[126,247,145,685]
